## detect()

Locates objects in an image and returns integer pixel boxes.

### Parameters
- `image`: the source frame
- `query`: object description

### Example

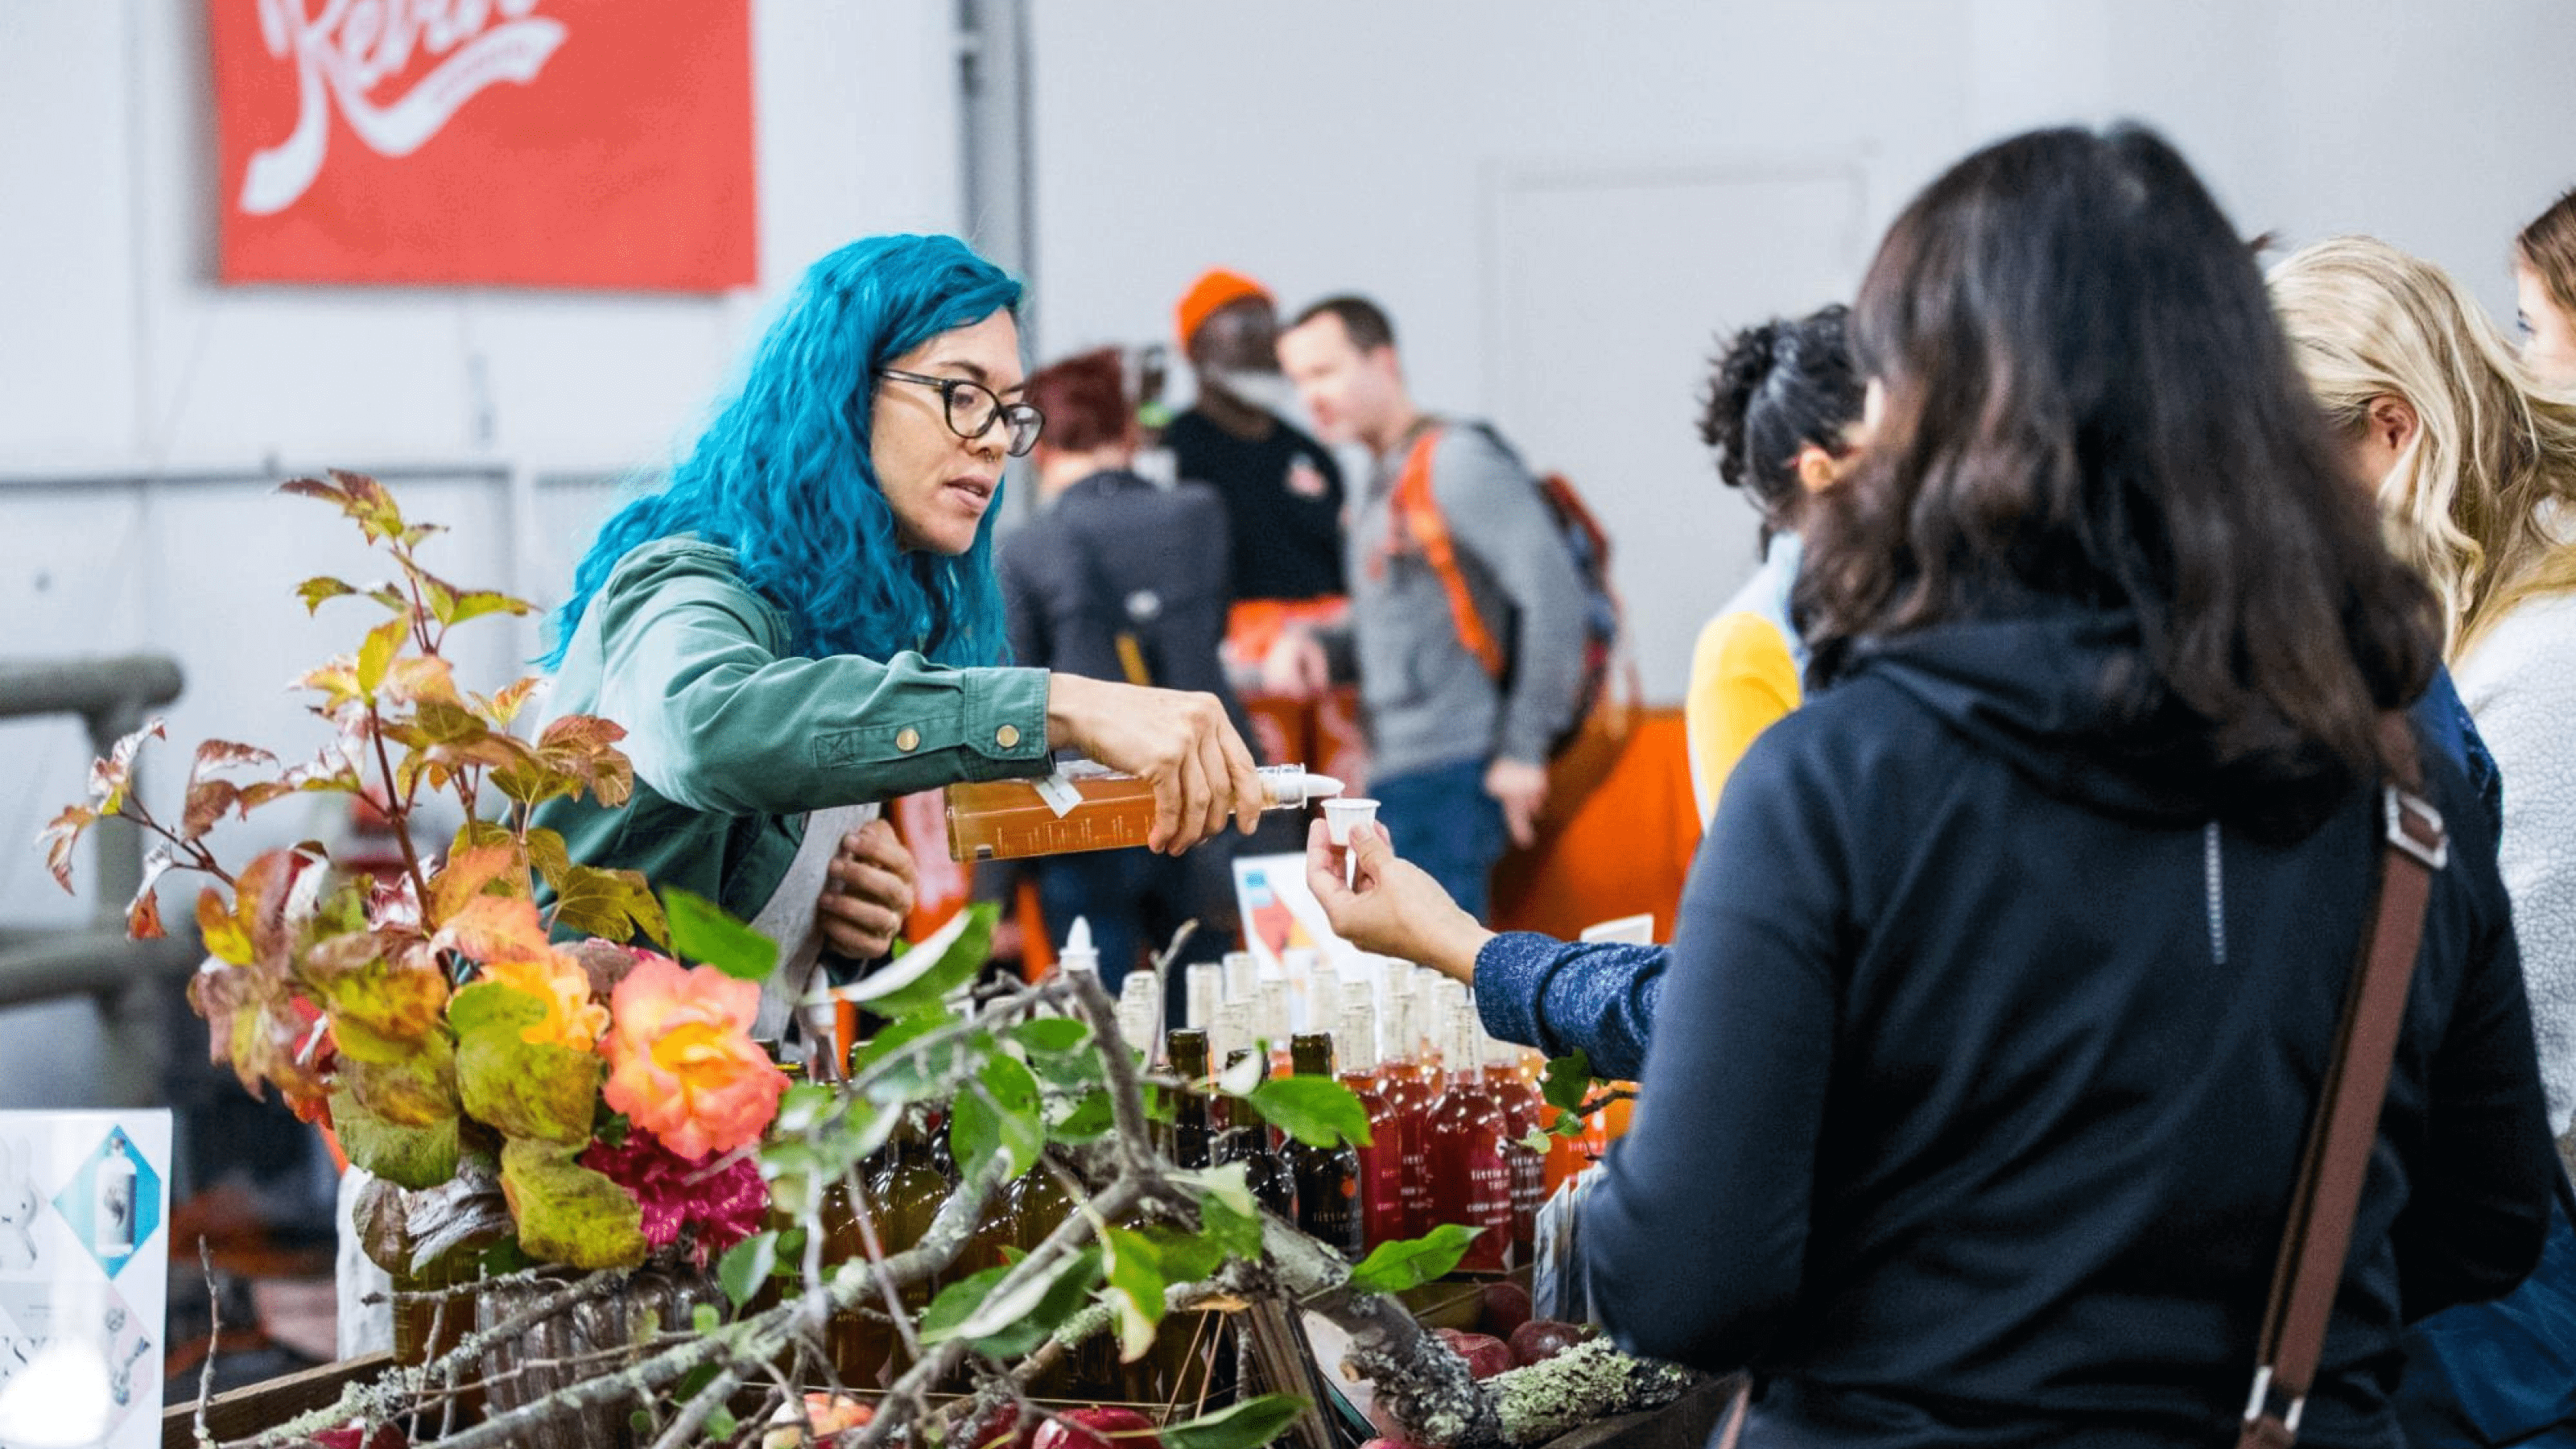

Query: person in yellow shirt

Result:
[1684,306,1864,821]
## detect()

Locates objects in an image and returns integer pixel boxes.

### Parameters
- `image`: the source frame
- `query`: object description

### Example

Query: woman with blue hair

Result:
[535,234,1265,1034]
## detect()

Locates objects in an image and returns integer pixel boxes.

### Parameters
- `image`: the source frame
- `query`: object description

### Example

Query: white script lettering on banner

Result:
[239,0,568,217]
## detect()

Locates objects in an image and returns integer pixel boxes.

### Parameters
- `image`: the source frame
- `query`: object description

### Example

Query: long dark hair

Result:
[1799,124,2438,788]
[1701,305,1863,543]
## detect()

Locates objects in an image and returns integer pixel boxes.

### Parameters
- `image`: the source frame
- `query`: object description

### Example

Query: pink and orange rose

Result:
[601,953,784,1161]
[480,952,612,1053]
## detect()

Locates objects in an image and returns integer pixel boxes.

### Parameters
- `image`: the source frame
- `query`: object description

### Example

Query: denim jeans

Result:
[1371,758,1508,922]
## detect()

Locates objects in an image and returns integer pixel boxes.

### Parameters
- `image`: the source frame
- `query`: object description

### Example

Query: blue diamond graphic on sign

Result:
[50,1128,160,1280]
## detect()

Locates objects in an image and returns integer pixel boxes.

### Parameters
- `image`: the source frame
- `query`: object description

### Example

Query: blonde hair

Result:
[2269,235,2576,659]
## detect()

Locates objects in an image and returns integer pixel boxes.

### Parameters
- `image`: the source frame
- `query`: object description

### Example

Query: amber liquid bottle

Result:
[944,763,1340,862]
[1336,1001,1410,1252]
[1484,1030,1546,1265]
[1376,987,1439,1236]
[1220,1048,1299,1218]
[1168,1028,1219,1170]
[840,1108,950,1388]
[1283,1033,1364,1257]
[1422,1005,1515,1271]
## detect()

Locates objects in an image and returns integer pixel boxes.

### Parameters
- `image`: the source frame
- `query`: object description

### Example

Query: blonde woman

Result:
[2271,235,2576,1449]
[2271,237,2576,1150]
[2516,188,2576,386]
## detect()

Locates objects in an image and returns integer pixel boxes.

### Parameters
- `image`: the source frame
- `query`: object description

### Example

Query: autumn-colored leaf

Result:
[479,675,546,728]
[193,739,280,778]
[356,616,408,697]
[499,1139,648,1270]
[197,886,254,966]
[428,841,527,925]
[294,576,357,615]
[283,471,408,547]
[382,654,459,708]
[125,847,175,940]
[399,558,459,625]
[305,930,451,1049]
[180,778,239,841]
[432,894,554,965]
[296,658,365,713]
[447,590,535,626]
[36,803,96,892]
[549,864,662,947]
[524,828,572,893]
[340,1032,458,1127]
[86,717,166,816]
[536,714,634,808]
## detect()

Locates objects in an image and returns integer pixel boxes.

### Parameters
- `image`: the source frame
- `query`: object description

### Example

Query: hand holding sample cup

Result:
[1305,818,1494,983]
[1043,672,1268,852]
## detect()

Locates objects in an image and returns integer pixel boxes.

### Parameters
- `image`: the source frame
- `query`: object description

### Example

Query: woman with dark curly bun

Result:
[1683,307,1865,821]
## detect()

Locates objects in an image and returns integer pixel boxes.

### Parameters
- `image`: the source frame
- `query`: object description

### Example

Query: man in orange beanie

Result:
[1166,268,1348,608]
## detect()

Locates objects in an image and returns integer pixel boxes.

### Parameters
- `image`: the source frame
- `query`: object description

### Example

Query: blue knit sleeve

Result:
[1472,932,1668,1081]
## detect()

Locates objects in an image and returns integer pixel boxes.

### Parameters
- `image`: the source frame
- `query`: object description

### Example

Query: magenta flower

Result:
[580,1128,768,1265]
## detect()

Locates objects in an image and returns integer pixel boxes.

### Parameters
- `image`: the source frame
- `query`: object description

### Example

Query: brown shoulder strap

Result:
[2237,715,2446,1448]
[1389,427,1507,679]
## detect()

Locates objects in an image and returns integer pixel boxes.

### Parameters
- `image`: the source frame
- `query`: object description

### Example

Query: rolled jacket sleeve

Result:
[590,543,1052,817]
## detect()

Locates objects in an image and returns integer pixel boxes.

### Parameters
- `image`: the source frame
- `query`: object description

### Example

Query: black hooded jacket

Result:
[1583,606,2557,1448]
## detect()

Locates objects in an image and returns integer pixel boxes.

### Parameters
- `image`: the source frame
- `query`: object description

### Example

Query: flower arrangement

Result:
[39,473,783,1270]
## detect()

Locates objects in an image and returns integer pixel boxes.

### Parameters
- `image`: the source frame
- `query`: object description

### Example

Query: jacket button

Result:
[895,727,921,753]
[995,724,1022,749]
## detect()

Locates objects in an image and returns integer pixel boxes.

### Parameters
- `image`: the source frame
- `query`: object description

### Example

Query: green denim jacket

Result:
[532,537,1052,923]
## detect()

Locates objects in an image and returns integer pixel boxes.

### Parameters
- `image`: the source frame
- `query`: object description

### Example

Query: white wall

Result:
[1027,0,2576,702]
[0,0,966,1101]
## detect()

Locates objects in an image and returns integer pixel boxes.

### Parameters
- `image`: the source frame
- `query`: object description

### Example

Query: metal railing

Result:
[1,654,204,1105]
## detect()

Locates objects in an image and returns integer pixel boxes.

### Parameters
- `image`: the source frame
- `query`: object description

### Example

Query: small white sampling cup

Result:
[1323,797,1380,847]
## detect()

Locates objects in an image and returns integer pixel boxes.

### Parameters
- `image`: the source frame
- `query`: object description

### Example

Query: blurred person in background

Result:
[998,348,1243,996]
[1165,269,1348,608]
[1271,295,1590,917]
[2270,233,2576,1449]
[2515,188,2576,386]
[533,236,1265,1039]
[1685,305,1865,822]
[1578,125,2553,1445]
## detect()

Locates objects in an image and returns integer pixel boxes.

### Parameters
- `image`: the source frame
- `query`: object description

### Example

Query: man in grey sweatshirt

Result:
[1270,295,1590,919]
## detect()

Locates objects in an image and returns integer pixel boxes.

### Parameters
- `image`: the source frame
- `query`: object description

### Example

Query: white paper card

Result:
[0,1109,171,1449]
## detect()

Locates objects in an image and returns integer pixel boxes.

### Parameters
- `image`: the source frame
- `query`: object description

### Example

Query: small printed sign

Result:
[0,1110,171,1449]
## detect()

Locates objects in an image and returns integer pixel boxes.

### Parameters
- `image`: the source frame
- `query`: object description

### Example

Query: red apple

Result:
[312,1426,407,1449]
[1034,1407,1162,1449]
[1506,1319,1594,1367]
[1477,1282,1534,1339]
[1434,1327,1515,1381]
[964,1403,1038,1449]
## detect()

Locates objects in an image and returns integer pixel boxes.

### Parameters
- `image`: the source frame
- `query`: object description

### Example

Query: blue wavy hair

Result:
[545,234,1024,670]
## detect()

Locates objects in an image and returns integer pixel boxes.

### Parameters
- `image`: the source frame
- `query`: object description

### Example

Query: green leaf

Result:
[332,1086,459,1189]
[1345,1224,1482,1295]
[838,903,994,1017]
[1050,1090,1116,1144]
[294,576,357,615]
[1248,1075,1372,1150]
[774,1081,840,1136]
[691,1302,721,1335]
[662,887,778,983]
[717,1231,779,1308]
[340,1034,459,1126]
[1215,1051,1265,1098]
[1519,1129,1553,1155]
[950,1055,1044,1185]
[357,615,408,696]
[703,1407,738,1441]
[452,982,605,1146]
[498,1138,648,1270]
[1540,1049,1595,1115]
[919,1247,1104,1357]
[1140,1225,1227,1286]
[1009,1018,1092,1055]
[446,589,535,627]
[524,828,574,894]
[1161,1394,1312,1449]
[1177,1162,1258,1223]
[1100,1226,1167,1361]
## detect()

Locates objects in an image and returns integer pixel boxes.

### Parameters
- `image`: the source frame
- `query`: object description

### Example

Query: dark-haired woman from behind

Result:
[1583,124,2556,1447]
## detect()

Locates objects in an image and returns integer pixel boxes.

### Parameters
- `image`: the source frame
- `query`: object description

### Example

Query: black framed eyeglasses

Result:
[876,368,1046,456]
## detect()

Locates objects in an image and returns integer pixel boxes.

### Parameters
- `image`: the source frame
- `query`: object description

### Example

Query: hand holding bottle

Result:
[1305,819,1492,982]
[1044,673,1266,853]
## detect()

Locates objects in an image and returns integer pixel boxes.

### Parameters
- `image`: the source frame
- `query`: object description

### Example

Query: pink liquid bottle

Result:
[1484,1026,1546,1266]
[1337,1001,1411,1252]
[1375,983,1439,1236]
[1421,1001,1515,1271]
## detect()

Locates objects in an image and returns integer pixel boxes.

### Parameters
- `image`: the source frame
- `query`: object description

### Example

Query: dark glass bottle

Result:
[840,1107,950,1387]
[1220,1048,1298,1219]
[1167,1028,1219,1170]
[1422,1007,1514,1272]
[1284,1033,1364,1257]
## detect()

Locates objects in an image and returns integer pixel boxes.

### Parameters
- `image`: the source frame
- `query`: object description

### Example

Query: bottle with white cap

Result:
[1184,961,1222,1030]
[1059,917,1100,982]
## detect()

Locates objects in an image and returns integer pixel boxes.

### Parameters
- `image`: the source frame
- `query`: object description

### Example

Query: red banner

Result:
[209,0,757,291]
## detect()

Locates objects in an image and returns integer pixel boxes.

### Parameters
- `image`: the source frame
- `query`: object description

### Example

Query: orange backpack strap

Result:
[1392,427,1507,679]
